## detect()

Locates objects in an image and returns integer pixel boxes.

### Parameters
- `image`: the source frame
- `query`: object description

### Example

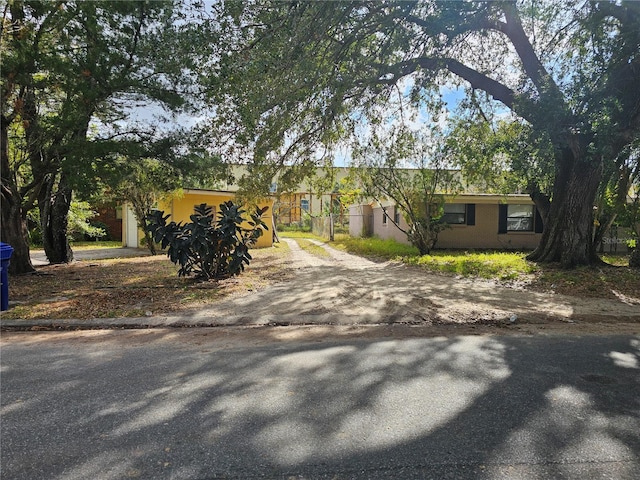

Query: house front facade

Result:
[349,194,544,250]
[122,189,274,249]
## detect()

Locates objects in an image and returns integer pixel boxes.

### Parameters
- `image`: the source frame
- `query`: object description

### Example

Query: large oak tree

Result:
[1,0,212,273]
[212,0,640,267]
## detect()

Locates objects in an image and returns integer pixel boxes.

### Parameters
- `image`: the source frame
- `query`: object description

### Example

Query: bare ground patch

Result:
[5,243,292,320]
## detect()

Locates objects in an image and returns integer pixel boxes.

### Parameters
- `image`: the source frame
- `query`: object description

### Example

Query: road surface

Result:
[2,330,639,479]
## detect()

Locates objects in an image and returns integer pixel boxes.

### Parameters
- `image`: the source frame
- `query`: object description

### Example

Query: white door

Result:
[125,207,139,248]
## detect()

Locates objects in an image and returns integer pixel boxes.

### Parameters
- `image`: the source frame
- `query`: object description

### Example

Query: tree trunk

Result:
[630,249,640,268]
[40,173,74,264]
[527,149,602,267]
[1,117,36,274]
[0,191,36,275]
[142,224,157,256]
[132,201,156,255]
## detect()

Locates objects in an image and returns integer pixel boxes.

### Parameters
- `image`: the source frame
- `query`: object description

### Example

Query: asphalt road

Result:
[1,332,639,479]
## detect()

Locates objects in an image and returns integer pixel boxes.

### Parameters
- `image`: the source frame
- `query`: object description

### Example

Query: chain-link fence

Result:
[311,215,334,240]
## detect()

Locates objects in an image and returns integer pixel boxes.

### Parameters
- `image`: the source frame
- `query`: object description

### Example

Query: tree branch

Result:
[495,3,566,108]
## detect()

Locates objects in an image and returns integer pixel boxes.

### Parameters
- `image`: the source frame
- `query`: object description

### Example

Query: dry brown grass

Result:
[5,243,291,320]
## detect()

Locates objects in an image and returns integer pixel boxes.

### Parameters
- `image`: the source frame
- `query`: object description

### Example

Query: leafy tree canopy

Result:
[1,0,221,271]
[353,124,461,254]
[206,0,640,266]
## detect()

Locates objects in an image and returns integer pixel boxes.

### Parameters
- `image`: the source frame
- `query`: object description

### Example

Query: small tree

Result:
[353,126,460,255]
[115,158,183,255]
[146,202,269,280]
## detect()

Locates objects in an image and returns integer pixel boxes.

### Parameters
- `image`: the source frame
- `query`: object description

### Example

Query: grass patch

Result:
[70,240,123,249]
[330,236,534,279]
[294,238,331,257]
[404,251,536,280]
[601,253,631,267]
[330,236,639,300]
[331,236,420,259]
[6,242,291,320]
[278,231,326,241]
[331,236,533,279]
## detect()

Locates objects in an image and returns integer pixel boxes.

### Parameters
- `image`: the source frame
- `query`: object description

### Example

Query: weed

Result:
[332,236,419,259]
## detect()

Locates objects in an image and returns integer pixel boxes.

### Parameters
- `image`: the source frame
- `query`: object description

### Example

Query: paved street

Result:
[1,331,639,479]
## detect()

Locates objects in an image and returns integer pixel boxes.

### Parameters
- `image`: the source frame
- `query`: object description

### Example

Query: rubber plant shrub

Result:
[146,202,269,280]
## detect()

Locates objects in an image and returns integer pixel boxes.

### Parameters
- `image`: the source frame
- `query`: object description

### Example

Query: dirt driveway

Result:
[151,238,640,337]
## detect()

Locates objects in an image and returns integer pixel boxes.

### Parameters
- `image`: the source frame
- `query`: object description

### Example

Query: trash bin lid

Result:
[0,242,14,261]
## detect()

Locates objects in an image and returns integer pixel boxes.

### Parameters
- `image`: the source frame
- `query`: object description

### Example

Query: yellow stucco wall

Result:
[159,190,274,248]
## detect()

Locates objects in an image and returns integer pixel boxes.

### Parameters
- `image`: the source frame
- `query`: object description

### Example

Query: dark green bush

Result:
[146,202,269,280]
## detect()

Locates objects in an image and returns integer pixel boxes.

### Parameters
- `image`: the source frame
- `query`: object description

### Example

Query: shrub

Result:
[85,221,110,241]
[67,201,106,241]
[146,202,269,280]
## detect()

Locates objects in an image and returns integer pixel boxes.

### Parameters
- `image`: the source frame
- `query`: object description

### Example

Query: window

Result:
[442,203,466,224]
[300,199,309,212]
[507,204,534,231]
[394,208,401,225]
[382,209,388,225]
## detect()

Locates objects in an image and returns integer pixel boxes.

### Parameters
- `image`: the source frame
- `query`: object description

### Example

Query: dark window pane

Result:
[442,213,465,224]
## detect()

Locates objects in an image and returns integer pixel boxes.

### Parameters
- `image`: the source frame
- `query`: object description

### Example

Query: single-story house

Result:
[122,189,274,249]
[349,194,545,250]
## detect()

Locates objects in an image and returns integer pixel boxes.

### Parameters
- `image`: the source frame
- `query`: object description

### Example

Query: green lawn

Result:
[333,237,534,280]
[70,240,123,249]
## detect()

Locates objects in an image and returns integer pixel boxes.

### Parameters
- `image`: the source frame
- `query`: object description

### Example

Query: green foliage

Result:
[447,118,555,196]
[87,221,111,241]
[27,201,105,245]
[1,0,219,267]
[111,157,184,255]
[146,202,269,280]
[67,201,106,241]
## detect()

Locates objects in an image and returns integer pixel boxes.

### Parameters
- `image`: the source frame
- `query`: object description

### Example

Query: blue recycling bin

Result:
[1,242,14,311]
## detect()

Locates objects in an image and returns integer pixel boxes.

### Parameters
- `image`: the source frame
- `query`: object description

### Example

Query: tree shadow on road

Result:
[2,333,639,479]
